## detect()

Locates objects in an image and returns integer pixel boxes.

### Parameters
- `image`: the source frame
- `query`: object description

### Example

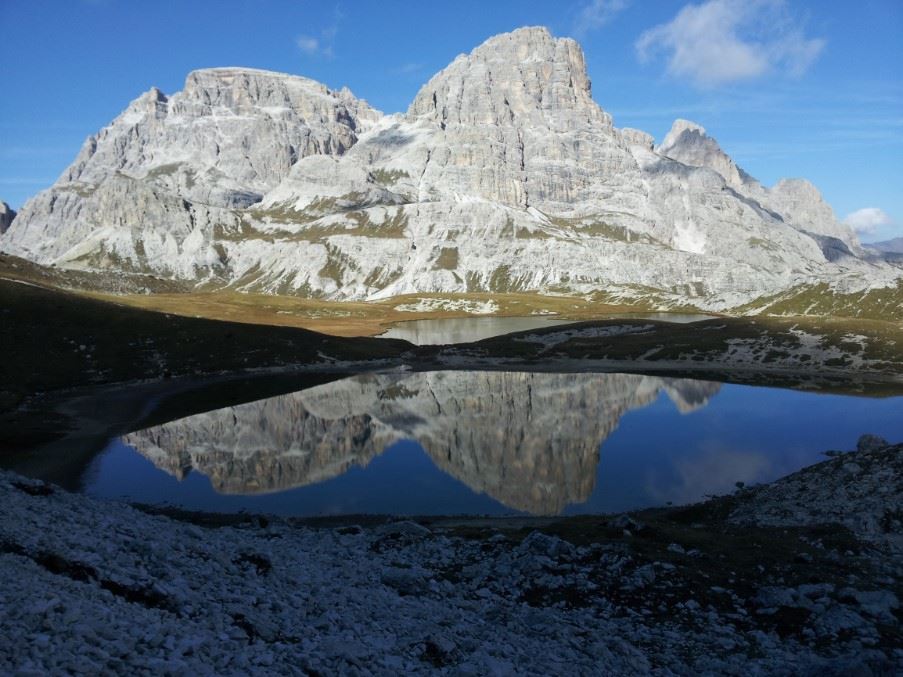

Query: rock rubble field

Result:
[1,437,900,674]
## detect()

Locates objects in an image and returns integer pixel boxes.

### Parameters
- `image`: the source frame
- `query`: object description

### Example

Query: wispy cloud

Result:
[296,6,343,59]
[296,35,324,56]
[844,207,891,236]
[636,0,825,88]
[573,0,629,38]
[391,63,424,76]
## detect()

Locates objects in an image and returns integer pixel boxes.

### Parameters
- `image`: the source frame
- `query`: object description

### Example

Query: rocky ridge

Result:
[2,27,900,310]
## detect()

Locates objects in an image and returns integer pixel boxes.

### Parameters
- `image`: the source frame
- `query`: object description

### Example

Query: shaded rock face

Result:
[0,202,14,235]
[123,371,720,514]
[2,27,896,308]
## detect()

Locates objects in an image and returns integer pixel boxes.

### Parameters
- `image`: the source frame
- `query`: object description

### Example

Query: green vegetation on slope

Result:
[732,281,903,323]
[0,279,410,407]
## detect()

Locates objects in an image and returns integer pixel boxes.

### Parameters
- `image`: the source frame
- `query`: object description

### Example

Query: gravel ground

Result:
[1,438,901,675]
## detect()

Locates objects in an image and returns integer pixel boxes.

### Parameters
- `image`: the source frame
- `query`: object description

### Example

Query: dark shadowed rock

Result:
[857,434,889,453]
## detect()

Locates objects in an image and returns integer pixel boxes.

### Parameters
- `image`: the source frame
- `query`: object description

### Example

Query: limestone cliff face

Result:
[65,68,380,205]
[3,68,379,274]
[767,179,860,253]
[123,371,721,514]
[406,26,620,209]
[2,28,896,308]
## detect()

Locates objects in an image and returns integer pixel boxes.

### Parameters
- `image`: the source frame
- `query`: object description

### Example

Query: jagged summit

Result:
[0,26,897,310]
[409,26,605,129]
[179,67,371,107]
[656,118,750,189]
[660,119,707,147]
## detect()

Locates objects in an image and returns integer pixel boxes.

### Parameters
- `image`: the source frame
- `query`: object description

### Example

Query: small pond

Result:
[378,313,718,345]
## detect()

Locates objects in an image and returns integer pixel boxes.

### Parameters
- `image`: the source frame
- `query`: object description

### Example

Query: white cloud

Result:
[646,446,774,506]
[636,0,825,88]
[296,36,322,55]
[844,207,891,235]
[296,9,341,59]
[574,0,629,37]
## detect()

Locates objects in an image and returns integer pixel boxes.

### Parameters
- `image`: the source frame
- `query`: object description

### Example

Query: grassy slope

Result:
[0,279,410,406]
[733,281,903,322]
[3,253,902,406]
[0,253,688,337]
[440,316,903,394]
[83,290,656,337]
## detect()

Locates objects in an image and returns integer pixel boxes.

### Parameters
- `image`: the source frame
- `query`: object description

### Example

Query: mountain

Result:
[868,237,903,255]
[0,203,14,235]
[123,371,720,514]
[2,27,899,311]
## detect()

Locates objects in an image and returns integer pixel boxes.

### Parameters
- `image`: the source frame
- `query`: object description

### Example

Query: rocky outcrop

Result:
[124,371,720,514]
[0,202,14,235]
[2,28,898,309]
[730,437,903,552]
[406,26,618,209]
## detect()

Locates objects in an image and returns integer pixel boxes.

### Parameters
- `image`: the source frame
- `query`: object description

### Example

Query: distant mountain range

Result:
[867,237,903,255]
[2,27,900,313]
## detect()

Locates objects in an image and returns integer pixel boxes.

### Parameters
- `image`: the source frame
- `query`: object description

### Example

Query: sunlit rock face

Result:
[656,119,752,192]
[406,26,620,209]
[1,68,380,277]
[3,27,896,307]
[123,371,720,514]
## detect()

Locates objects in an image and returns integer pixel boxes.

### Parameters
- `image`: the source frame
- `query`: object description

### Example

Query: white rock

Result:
[1,28,899,310]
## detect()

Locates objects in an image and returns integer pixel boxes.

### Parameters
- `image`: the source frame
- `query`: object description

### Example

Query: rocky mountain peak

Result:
[656,118,750,189]
[408,26,606,130]
[768,178,859,251]
[659,119,706,147]
[54,66,383,206]
[180,68,334,109]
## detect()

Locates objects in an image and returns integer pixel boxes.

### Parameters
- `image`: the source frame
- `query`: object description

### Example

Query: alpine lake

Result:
[5,315,902,518]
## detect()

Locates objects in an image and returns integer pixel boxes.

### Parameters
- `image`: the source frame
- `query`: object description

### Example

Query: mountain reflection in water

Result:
[123,372,719,514]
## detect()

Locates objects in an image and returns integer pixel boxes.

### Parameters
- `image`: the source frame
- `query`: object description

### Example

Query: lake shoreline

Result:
[2,438,900,673]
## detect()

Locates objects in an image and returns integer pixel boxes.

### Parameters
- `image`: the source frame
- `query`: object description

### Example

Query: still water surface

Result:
[379,313,718,345]
[78,370,902,517]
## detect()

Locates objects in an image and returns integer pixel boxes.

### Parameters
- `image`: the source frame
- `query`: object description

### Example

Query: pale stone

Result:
[1,27,899,310]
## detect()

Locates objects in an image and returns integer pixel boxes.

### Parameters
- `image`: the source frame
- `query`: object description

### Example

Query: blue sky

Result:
[1,0,901,241]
